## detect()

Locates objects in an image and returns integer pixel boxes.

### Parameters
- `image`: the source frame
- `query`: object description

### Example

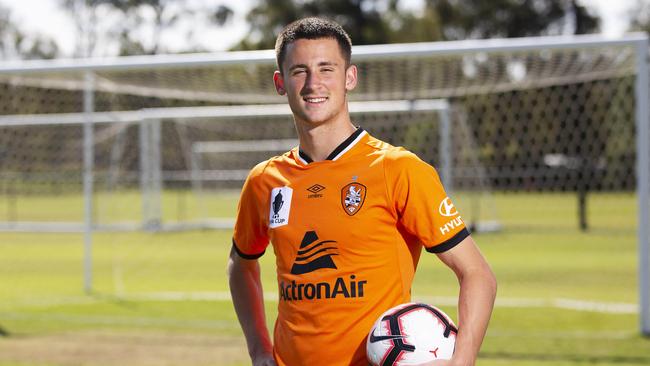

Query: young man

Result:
[228,17,497,366]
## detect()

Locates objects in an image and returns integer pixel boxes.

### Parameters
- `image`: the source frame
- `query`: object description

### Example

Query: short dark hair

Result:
[275,17,352,72]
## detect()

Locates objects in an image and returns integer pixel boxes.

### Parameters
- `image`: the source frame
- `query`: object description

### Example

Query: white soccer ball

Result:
[366,302,457,366]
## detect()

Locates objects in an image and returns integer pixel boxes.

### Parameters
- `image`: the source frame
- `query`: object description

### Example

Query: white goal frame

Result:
[0,98,460,295]
[0,99,455,231]
[0,33,647,335]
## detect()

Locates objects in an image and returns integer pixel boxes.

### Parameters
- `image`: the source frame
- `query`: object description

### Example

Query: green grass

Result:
[0,191,648,365]
[0,189,240,222]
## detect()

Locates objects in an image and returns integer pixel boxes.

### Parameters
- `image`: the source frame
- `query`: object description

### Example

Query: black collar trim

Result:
[298,127,365,164]
[298,149,313,164]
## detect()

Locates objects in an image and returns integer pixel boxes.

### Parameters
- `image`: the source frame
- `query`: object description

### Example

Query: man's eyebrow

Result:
[288,64,308,71]
[288,61,339,71]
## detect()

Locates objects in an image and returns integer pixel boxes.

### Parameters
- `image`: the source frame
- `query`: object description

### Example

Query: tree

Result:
[570,0,600,35]
[58,0,103,57]
[58,0,234,56]
[628,0,650,34]
[234,0,398,49]
[0,4,58,60]
[426,0,599,40]
[235,0,601,50]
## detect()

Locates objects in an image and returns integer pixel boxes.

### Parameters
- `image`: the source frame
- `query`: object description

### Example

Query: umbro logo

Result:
[307,184,325,193]
[307,184,325,198]
[290,231,338,275]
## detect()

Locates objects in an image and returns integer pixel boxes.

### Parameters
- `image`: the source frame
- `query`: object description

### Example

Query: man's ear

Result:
[345,64,358,92]
[273,71,286,95]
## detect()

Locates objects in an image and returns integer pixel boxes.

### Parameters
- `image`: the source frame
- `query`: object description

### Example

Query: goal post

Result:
[634,37,650,336]
[83,71,95,294]
[0,99,483,231]
[0,33,648,335]
[0,98,500,299]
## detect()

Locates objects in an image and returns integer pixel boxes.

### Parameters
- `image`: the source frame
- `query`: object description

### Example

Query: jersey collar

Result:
[297,127,367,165]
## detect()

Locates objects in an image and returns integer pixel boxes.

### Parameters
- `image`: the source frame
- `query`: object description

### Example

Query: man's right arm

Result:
[227,246,276,366]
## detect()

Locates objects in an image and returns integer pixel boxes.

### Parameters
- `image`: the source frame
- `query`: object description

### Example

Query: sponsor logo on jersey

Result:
[269,187,292,228]
[438,197,458,217]
[280,231,368,301]
[279,275,367,301]
[306,184,325,198]
[291,231,338,275]
[341,182,367,216]
[440,216,464,235]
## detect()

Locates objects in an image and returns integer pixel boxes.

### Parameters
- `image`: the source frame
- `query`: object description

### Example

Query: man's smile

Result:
[303,96,328,104]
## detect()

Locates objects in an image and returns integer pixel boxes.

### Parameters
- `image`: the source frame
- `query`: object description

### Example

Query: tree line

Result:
[2,0,650,59]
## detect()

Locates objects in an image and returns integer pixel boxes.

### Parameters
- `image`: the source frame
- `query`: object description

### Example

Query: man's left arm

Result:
[429,235,497,366]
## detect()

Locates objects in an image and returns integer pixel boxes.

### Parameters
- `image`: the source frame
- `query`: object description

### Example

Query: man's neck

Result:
[295,119,357,162]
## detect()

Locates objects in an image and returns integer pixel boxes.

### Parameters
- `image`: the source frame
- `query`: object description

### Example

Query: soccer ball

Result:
[366,302,457,366]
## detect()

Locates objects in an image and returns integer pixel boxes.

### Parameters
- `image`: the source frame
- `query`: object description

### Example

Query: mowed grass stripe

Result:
[0,191,646,366]
[6,292,638,314]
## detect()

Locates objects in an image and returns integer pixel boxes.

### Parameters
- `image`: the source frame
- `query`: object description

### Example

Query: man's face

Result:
[274,38,357,126]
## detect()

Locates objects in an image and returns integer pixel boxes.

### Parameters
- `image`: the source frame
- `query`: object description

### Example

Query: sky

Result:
[0,0,641,57]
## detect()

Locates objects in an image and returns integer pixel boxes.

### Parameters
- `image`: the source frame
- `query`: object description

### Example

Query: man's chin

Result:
[295,114,331,126]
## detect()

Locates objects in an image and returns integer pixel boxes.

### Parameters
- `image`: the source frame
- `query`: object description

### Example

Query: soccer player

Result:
[227,17,497,366]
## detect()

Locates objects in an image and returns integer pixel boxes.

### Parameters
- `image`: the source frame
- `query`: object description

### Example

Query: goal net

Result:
[0,100,495,232]
[0,33,647,333]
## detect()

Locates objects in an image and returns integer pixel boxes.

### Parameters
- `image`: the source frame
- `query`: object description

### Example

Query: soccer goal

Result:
[0,33,647,335]
[0,99,495,231]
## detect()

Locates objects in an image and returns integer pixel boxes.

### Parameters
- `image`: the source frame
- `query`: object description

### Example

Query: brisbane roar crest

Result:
[341,183,367,216]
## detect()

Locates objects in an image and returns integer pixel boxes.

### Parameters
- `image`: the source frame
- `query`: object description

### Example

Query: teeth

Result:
[305,97,327,103]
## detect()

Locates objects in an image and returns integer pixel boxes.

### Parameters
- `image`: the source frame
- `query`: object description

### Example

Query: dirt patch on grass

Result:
[0,331,248,366]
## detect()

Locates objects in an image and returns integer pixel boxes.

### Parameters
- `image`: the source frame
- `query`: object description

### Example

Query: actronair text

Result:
[279,275,367,301]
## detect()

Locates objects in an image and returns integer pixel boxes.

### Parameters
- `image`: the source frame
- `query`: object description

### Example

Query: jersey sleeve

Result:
[232,162,270,259]
[384,149,470,253]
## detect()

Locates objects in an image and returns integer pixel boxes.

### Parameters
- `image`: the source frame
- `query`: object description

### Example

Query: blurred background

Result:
[0,1,650,365]
[0,0,648,59]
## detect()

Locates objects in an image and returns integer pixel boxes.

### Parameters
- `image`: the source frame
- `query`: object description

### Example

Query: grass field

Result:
[0,191,648,365]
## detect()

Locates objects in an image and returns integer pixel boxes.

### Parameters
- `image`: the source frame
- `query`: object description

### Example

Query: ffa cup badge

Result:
[269,187,292,228]
[341,183,367,216]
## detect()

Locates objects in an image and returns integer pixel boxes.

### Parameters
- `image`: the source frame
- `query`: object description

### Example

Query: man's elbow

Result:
[464,262,497,298]
[227,256,236,279]
[483,264,497,298]
[227,247,245,281]
[227,250,260,282]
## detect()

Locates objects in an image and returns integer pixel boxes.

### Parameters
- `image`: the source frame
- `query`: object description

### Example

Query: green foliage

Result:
[234,0,602,50]
[628,0,650,34]
[431,0,599,39]
[0,4,58,60]
[56,0,234,56]
[234,0,421,49]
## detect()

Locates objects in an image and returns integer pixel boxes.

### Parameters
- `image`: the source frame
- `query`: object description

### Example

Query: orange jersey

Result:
[233,128,468,366]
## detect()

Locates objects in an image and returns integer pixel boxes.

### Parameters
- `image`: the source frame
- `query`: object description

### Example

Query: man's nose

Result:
[303,71,322,90]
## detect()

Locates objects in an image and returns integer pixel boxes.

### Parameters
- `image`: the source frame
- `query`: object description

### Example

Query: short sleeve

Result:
[385,149,469,253]
[232,163,270,259]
